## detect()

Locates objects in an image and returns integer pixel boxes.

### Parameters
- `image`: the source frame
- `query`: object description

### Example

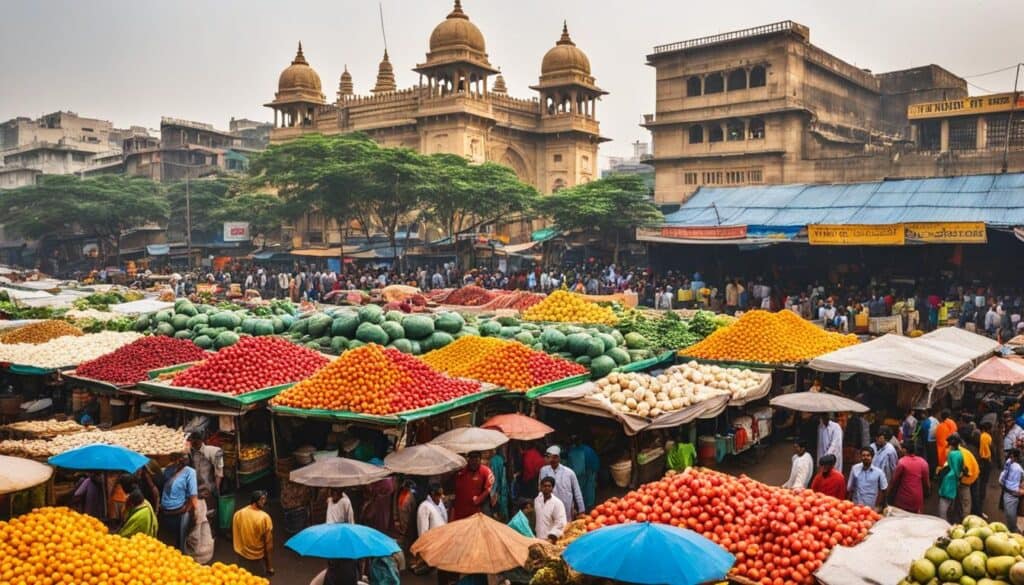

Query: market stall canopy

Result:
[285,523,400,560]
[383,444,465,476]
[538,381,731,437]
[808,332,997,391]
[410,513,543,574]
[563,522,735,585]
[429,427,509,453]
[770,392,869,413]
[289,456,391,488]
[815,509,948,585]
[481,413,554,441]
[0,455,53,494]
[919,327,999,363]
[48,444,149,473]
[961,356,1024,385]
[109,299,174,315]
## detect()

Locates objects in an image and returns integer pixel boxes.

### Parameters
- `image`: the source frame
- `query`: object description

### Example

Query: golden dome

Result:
[278,42,323,94]
[541,23,590,75]
[429,0,486,53]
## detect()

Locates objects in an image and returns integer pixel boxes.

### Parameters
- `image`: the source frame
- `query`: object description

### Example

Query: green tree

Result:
[533,174,662,264]
[0,174,168,262]
[166,177,285,241]
[211,193,285,238]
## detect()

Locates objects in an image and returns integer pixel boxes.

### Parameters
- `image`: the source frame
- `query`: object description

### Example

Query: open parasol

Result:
[48,444,149,473]
[285,523,400,559]
[384,444,466,476]
[481,413,554,441]
[430,427,509,453]
[0,455,53,494]
[962,356,1024,385]
[770,392,869,413]
[411,513,543,574]
[289,456,392,488]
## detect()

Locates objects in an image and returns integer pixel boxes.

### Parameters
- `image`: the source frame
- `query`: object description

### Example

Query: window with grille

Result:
[683,172,697,185]
[949,117,977,151]
[746,169,763,183]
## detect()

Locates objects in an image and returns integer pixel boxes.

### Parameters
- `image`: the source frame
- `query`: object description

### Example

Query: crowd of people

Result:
[777,403,1024,530]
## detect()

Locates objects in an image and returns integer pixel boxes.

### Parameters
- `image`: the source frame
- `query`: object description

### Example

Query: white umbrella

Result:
[289,456,391,488]
[0,455,53,494]
[430,427,509,454]
[770,392,869,414]
[384,444,466,476]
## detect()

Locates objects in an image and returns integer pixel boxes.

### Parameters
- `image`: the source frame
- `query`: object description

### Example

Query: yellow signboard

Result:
[907,92,1024,120]
[904,222,987,244]
[808,224,904,246]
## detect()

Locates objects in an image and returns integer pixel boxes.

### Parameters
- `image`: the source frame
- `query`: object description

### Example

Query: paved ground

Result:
[201,441,1005,584]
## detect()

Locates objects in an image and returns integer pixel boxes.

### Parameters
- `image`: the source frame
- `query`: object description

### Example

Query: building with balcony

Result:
[265,1,607,199]
[123,117,268,182]
[643,21,1024,204]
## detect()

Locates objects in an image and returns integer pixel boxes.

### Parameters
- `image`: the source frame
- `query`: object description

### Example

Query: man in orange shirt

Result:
[936,409,958,470]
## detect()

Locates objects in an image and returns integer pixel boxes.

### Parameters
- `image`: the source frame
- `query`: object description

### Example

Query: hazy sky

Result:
[2,0,1022,165]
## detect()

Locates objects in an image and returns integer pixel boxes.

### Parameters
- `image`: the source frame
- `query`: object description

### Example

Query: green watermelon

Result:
[253,320,275,336]
[307,314,333,337]
[514,331,535,346]
[540,329,567,351]
[289,319,309,335]
[575,355,592,366]
[193,335,213,349]
[173,330,193,340]
[385,310,405,323]
[316,336,332,348]
[427,331,454,350]
[566,333,592,356]
[479,321,502,337]
[214,331,240,349]
[596,333,618,352]
[381,321,405,343]
[389,339,413,354]
[606,347,631,366]
[356,323,389,345]
[174,299,198,317]
[187,314,210,330]
[330,337,348,354]
[209,311,239,329]
[154,310,173,323]
[358,304,385,324]
[347,340,366,350]
[272,317,285,334]
[134,315,151,331]
[590,355,616,378]
[331,314,360,338]
[402,315,435,340]
[408,340,422,355]
[155,322,175,337]
[434,312,465,334]
[585,337,605,358]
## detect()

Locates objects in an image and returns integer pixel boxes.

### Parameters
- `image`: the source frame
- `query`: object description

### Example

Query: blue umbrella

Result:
[48,444,149,473]
[563,522,735,585]
[285,523,400,560]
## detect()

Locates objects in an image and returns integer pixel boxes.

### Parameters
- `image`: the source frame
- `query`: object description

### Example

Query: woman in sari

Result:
[117,490,158,538]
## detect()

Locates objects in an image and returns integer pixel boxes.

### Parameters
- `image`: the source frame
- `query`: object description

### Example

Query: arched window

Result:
[727,69,747,91]
[749,65,767,88]
[688,125,704,144]
[748,118,765,139]
[704,73,724,94]
[686,76,702,97]
[708,125,724,143]
[726,120,745,141]
[552,178,566,192]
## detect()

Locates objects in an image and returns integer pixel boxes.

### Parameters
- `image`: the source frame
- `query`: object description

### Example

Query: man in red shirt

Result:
[810,454,846,500]
[519,444,545,499]
[890,441,930,513]
[451,451,494,521]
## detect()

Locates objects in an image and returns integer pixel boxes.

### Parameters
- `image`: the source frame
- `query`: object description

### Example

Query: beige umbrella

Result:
[289,456,391,488]
[430,427,509,454]
[411,513,544,574]
[0,455,53,494]
[384,444,466,476]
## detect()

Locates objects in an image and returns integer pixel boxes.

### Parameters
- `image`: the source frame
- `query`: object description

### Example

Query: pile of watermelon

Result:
[285,305,467,356]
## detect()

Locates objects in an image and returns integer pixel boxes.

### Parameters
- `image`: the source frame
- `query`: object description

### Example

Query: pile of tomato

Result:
[587,468,880,585]
[76,336,208,385]
[171,336,329,395]
[271,344,482,415]
[422,336,586,391]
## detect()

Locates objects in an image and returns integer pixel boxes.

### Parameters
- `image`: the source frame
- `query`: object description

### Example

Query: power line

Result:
[962,63,1021,79]
[966,80,997,94]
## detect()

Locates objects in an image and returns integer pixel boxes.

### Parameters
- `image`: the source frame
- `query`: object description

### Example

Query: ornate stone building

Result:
[266,0,607,201]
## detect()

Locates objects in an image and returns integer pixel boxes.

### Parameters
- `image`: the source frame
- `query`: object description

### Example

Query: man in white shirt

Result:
[870,427,899,484]
[534,477,567,543]
[325,488,354,524]
[782,439,813,489]
[538,446,585,519]
[818,413,844,473]
[416,483,447,537]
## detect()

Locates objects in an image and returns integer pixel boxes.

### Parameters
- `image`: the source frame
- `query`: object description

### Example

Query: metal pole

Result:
[1002,63,1022,173]
[185,172,193,269]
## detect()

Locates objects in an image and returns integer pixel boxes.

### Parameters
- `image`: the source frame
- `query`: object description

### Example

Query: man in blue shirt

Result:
[848,447,888,511]
[161,451,199,552]
[871,426,899,484]
[1000,448,1024,533]
[567,436,600,511]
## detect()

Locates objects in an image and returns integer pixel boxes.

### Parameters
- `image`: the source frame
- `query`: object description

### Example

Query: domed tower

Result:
[337,65,354,101]
[492,74,507,95]
[414,0,499,97]
[532,22,606,118]
[265,42,326,130]
[372,50,397,94]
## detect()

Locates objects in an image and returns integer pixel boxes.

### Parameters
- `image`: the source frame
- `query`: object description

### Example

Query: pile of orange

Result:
[271,344,481,414]
[423,336,586,391]
[0,320,83,344]
[679,310,858,364]
[522,290,618,325]
[0,507,267,585]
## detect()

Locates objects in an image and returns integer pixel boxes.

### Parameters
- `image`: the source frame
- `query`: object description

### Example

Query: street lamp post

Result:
[160,159,205,269]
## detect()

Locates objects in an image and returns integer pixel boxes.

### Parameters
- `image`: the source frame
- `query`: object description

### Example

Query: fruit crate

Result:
[238,453,271,474]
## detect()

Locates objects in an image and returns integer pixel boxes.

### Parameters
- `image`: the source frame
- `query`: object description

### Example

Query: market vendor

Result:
[534,477,567,543]
[538,446,585,519]
[452,451,494,521]
[187,432,223,518]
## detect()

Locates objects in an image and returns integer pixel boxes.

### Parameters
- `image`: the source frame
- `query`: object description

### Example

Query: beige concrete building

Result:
[265,0,607,201]
[124,117,264,182]
[643,21,1024,204]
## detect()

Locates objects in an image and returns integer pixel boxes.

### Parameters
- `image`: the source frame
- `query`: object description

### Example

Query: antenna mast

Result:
[379,3,388,53]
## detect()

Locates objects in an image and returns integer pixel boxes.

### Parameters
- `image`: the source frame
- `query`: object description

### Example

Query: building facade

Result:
[123,117,265,182]
[602,140,654,190]
[265,1,606,198]
[643,21,1024,204]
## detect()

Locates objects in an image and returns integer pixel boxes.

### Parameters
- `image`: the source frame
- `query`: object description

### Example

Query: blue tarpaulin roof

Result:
[663,173,1024,229]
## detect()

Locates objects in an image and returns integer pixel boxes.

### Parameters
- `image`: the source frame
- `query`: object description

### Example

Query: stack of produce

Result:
[0,331,142,369]
[616,308,731,351]
[591,363,767,417]
[71,290,142,310]
[0,424,186,458]
[476,317,648,374]
[901,515,1024,585]
[0,319,83,344]
[587,468,879,585]
[271,344,482,414]
[170,336,329,395]
[680,310,858,364]
[443,285,496,306]
[134,298,298,349]
[290,306,468,356]
[522,290,619,325]
[2,419,83,436]
[0,508,267,585]
[423,336,587,390]
[76,336,208,385]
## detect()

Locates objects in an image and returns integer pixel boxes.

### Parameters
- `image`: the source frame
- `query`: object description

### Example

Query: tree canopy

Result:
[0,174,168,260]
[165,177,285,239]
[533,174,662,262]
